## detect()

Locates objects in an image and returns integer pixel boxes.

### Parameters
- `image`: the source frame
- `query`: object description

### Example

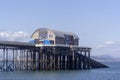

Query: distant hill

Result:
[91,55,120,62]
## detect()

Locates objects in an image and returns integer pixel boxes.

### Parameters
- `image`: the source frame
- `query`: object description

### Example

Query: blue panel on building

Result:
[44,40,50,44]
[29,40,35,44]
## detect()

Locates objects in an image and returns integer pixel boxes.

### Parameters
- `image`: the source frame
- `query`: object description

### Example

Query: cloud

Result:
[0,31,30,41]
[93,40,120,58]
[104,41,115,45]
[96,41,117,48]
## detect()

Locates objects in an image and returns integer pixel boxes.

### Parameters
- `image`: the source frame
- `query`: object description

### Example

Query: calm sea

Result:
[0,62,120,80]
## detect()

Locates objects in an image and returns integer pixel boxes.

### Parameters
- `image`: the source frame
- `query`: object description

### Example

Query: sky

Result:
[0,0,120,57]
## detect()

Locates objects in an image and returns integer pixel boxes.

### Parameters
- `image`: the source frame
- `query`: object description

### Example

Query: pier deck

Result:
[0,41,108,71]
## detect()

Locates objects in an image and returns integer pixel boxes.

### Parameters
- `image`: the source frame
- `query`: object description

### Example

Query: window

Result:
[49,34,53,38]
[50,40,54,44]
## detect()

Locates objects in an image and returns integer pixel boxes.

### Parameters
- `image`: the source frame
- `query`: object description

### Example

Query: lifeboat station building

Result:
[31,28,79,46]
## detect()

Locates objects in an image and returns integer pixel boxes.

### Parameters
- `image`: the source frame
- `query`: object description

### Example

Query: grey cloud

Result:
[0,31,30,41]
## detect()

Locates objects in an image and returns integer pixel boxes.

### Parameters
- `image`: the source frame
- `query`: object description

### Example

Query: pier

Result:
[0,28,108,71]
[0,41,108,71]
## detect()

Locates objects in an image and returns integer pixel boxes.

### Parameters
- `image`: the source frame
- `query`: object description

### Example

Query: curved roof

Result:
[31,28,79,39]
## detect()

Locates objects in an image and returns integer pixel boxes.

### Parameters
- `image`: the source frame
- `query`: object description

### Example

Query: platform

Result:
[0,41,108,71]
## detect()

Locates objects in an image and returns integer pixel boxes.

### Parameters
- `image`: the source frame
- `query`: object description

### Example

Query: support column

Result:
[74,55,77,70]
[53,47,56,70]
[69,55,72,70]
[6,48,8,71]
[83,51,87,69]
[30,50,33,70]
[62,55,65,70]
[33,49,36,71]
[78,54,82,69]
[13,49,14,71]
[59,55,62,70]
[3,48,5,71]
[46,48,49,70]
[44,54,47,70]
[87,51,91,69]
[66,55,70,70]
[50,54,53,70]
[14,49,18,71]
[55,54,58,70]
[72,48,75,69]
[26,49,28,70]
[38,48,42,70]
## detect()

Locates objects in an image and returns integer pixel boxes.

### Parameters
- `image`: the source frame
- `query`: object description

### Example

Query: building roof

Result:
[31,28,79,39]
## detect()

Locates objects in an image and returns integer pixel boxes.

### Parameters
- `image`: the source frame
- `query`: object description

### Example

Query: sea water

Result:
[0,62,119,80]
